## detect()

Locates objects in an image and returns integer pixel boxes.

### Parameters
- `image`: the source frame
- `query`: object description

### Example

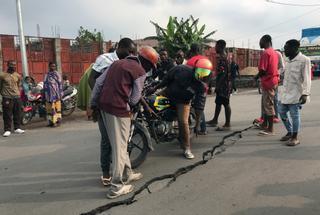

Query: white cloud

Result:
[0,0,319,49]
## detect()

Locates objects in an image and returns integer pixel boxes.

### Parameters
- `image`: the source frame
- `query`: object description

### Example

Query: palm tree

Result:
[147,15,217,57]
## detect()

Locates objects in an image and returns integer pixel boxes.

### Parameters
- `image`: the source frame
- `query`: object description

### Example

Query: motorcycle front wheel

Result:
[128,124,149,169]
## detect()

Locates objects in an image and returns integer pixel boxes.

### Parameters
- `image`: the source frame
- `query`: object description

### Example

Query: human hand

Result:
[299,95,308,104]
[91,106,100,122]
[145,87,156,96]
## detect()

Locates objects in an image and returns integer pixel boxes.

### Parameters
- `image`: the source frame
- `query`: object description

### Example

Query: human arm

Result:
[90,67,109,108]
[88,69,102,90]
[146,66,176,95]
[129,74,147,106]
[258,52,269,78]
[300,57,312,104]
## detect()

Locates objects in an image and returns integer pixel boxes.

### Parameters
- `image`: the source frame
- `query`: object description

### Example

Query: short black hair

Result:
[118,37,135,49]
[49,61,56,66]
[216,39,226,48]
[7,60,15,66]
[285,39,300,49]
[159,48,167,53]
[261,34,272,43]
[190,43,201,54]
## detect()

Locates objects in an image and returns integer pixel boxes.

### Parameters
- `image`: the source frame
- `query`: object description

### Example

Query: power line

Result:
[266,0,320,7]
[231,6,320,41]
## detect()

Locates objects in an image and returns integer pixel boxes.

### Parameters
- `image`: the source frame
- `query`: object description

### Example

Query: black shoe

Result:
[280,133,292,141]
[206,120,217,127]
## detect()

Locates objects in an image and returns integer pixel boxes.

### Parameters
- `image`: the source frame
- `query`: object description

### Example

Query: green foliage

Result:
[75,26,103,46]
[149,15,216,57]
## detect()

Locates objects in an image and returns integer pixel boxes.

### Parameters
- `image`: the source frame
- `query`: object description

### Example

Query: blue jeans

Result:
[278,103,301,133]
[98,115,112,176]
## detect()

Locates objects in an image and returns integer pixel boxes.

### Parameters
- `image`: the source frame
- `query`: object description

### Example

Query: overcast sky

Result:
[0,0,319,49]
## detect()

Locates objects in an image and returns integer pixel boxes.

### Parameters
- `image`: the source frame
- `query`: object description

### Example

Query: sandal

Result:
[101,176,112,186]
[258,130,275,136]
[286,138,300,146]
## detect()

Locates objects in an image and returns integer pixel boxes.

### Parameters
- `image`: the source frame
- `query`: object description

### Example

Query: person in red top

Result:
[257,35,279,135]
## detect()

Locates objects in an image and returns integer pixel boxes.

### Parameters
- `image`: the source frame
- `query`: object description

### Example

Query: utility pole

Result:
[16,0,29,77]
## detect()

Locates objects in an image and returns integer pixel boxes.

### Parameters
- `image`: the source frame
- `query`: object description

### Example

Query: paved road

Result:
[0,80,319,215]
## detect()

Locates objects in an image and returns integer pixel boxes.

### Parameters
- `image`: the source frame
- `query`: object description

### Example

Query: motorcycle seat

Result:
[63,87,73,97]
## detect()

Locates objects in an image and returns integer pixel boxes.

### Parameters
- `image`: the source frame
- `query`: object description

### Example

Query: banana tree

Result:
[147,15,217,57]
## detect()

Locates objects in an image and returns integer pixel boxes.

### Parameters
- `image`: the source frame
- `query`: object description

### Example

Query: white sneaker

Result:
[3,131,11,137]
[106,184,134,199]
[14,129,25,134]
[184,149,195,159]
[125,172,143,184]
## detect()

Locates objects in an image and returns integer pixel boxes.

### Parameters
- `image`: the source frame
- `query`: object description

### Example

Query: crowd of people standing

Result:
[0,34,312,199]
[0,61,65,137]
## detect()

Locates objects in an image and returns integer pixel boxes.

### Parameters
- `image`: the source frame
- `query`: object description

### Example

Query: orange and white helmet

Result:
[138,46,159,68]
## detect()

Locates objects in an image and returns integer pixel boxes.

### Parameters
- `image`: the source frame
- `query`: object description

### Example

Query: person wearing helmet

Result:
[92,46,159,199]
[154,57,213,159]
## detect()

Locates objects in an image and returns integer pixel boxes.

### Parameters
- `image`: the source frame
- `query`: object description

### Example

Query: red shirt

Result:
[258,48,279,90]
[186,55,208,67]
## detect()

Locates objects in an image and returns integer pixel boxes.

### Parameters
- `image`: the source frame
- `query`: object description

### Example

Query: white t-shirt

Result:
[92,51,119,73]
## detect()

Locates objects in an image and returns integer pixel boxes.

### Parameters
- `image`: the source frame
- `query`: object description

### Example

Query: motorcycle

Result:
[21,83,78,125]
[141,93,196,144]
[61,85,78,116]
[127,83,196,169]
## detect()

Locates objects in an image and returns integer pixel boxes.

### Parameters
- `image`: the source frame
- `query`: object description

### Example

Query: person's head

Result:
[188,43,201,59]
[116,37,137,59]
[7,60,16,73]
[24,76,31,83]
[284,39,300,59]
[108,47,116,53]
[159,49,168,62]
[194,58,213,82]
[215,40,226,55]
[259,34,272,49]
[48,62,57,72]
[62,74,68,81]
[175,50,185,65]
[138,46,159,73]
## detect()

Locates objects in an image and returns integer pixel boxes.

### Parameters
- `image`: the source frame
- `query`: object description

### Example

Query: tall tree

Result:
[75,26,103,46]
[148,15,216,57]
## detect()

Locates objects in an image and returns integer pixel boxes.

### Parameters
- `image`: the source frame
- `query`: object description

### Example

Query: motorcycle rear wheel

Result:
[21,112,33,125]
[62,107,75,116]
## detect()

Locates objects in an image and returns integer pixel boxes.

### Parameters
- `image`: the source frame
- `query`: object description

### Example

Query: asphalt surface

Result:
[0,80,319,215]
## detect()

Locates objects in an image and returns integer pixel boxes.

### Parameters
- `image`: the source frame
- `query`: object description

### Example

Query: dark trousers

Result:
[231,78,237,92]
[200,112,206,132]
[2,97,22,132]
[98,113,112,177]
